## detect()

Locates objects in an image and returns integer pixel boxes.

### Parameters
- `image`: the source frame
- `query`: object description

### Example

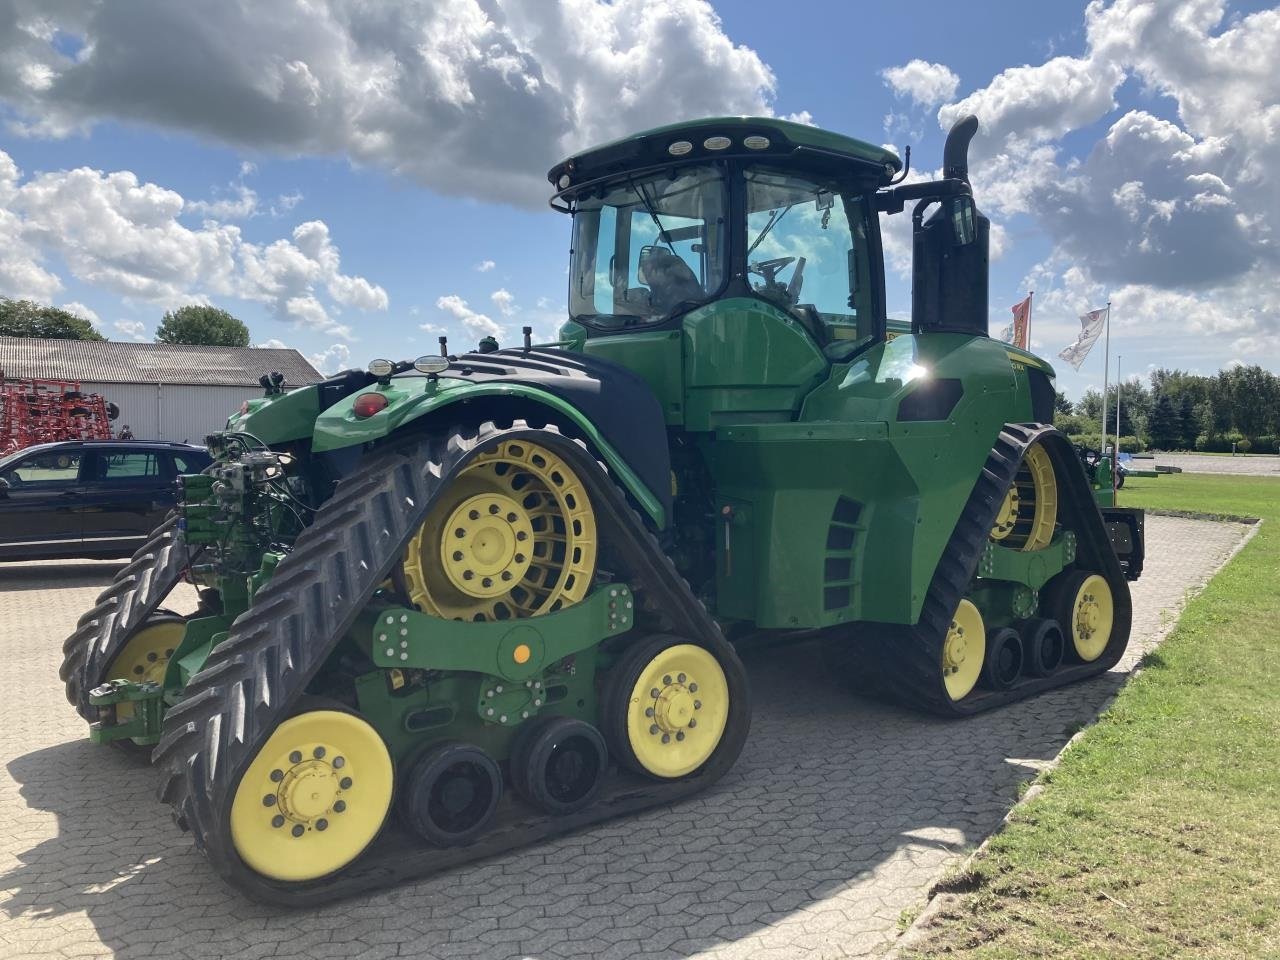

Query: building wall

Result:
[81,383,254,442]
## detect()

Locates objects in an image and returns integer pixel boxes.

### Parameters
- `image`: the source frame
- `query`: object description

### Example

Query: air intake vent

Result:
[823,496,863,611]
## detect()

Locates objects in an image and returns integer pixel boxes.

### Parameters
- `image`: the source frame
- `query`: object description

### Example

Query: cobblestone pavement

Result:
[1151,452,1280,476]
[0,516,1249,960]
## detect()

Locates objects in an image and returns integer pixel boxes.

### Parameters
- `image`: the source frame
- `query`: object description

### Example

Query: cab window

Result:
[744,167,879,357]
[570,165,728,328]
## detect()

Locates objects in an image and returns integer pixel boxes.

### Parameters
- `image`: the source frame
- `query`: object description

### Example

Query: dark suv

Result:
[0,440,212,561]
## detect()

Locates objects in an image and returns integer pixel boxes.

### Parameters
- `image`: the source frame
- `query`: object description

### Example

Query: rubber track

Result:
[59,514,201,721]
[829,423,1133,717]
[152,421,750,906]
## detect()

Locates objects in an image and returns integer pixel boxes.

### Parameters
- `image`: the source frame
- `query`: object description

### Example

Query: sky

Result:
[0,0,1277,400]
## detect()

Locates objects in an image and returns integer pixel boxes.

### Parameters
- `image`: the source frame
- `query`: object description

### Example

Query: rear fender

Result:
[312,379,668,528]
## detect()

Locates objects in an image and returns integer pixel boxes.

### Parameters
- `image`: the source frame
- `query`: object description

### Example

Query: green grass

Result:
[903,473,1280,959]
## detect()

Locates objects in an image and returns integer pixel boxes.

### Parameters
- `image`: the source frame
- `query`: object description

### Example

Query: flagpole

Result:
[1099,301,1111,458]
[1115,354,1123,443]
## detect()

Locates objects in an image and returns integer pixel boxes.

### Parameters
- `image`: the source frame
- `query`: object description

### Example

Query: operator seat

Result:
[638,246,704,314]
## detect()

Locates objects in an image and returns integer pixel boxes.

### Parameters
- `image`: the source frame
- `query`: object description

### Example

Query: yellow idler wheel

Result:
[401,438,597,621]
[229,709,393,883]
[1047,571,1114,662]
[105,615,186,722]
[995,442,1058,551]
[610,639,730,779]
[942,599,985,702]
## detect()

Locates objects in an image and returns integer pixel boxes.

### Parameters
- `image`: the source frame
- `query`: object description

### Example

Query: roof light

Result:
[743,135,770,150]
[352,393,389,418]
[414,355,450,374]
[367,358,394,377]
[668,140,693,156]
[557,174,571,189]
[703,136,731,151]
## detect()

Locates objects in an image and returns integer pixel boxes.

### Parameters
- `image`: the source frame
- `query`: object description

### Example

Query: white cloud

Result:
[114,319,147,341]
[186,184,257,220]
[308,343,351,375]
[882,60,959,107]
[490,287,515,317]
[475,259,496,273]
[780,110,815,126]
[436,293,501,339]
[256,337,288,349]
[0,0,778,207]
[0,150,386,339]
[59,300,99,326]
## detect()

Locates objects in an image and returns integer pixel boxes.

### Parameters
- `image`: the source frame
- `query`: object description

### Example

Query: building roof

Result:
[0,337,323,387]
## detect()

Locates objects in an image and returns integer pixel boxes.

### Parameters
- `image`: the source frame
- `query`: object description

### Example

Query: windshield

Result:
[569,165,727,328]
[744,167,878,357]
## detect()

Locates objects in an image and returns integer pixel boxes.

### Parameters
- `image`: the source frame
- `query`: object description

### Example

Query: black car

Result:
[0,440,212,561]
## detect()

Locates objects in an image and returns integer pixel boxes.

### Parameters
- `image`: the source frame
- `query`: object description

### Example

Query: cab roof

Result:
[548,116,902,196]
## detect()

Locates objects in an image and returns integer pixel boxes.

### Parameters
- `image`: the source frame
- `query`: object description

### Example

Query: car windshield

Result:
[744,167,878,357]
[569,165,727,328]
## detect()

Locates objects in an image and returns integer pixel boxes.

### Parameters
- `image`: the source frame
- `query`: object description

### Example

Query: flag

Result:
[1058,307,1107,371]
[1010,294,1032,349]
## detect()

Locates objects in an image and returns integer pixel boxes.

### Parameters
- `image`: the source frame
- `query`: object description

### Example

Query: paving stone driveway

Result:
[0,515,1249,960]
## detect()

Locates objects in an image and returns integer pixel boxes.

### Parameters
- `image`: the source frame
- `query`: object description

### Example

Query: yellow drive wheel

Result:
[230,709,393,883]
[105,615,186,722]
[610,639,731,779]
[401,438,597,621]
[1047,570,1114,663]
[942,599,985,702]
[992,442,1058,551]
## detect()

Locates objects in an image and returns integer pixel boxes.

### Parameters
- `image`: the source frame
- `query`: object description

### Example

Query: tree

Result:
[1053,390,1074,416]
[1177,394,1198,450]
[156,305,250,347]
[0,298,105,341]
[1147,394,1180,450]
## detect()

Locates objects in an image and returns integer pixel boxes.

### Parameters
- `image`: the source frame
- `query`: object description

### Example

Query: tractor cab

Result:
[549,116,996,430]
[550,117,899,361]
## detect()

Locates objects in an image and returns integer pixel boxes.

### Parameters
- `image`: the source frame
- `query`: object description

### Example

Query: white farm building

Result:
[0,337,323,443]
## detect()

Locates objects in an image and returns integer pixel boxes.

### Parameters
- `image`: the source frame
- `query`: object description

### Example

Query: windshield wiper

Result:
[747,203,796,257]
[628,176,678,255]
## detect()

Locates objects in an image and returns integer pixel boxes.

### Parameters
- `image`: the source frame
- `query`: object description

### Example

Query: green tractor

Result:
[61,114,1143,904]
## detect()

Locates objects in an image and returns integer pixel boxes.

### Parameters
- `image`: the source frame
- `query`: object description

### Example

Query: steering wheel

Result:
[748,257,795,285]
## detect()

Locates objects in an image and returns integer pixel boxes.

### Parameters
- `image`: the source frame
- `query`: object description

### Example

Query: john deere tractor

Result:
[61,114,1144,904]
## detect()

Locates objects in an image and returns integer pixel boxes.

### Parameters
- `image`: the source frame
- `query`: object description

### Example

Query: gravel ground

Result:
[0,515,1250,960]
[1151,452,1280,477]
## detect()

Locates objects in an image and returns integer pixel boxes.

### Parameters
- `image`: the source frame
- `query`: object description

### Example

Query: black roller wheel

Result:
[981,627,1023,690]
[1019,618,1065,677]
[510,716,607,816]
[399,742,501,847]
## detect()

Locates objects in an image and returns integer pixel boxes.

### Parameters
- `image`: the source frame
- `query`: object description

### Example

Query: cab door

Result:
[0,449,86,558]
[78,448,176,550]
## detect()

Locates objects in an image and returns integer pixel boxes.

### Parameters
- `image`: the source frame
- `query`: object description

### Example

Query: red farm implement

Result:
[0,375,117,455]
